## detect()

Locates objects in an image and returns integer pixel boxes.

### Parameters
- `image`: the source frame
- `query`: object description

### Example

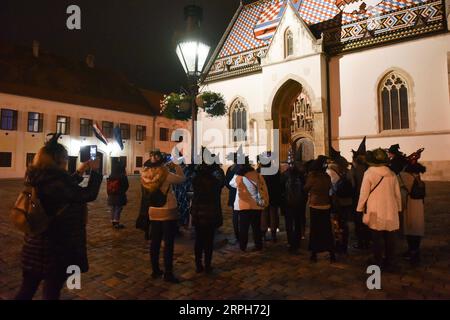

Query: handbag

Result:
[149,185,171,208]
[10,186,67,236]
[362,176,384,224]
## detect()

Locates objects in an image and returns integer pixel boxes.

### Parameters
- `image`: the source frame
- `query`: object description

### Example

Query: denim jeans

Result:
[111,206,123,222]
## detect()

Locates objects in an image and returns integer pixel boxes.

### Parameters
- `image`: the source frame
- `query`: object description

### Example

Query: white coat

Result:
[357,166,402,231]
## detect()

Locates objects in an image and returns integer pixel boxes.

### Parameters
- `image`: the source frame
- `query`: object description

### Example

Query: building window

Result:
[1,109,18,131]
[28,112,43,133]
[80,119,93,137]
[379,72,410,131]
[120,124,130,140]
[136,156,143,168]
[0,152,12,167]
[285,29,294,58]
[56,116,70,135]
[160,127,169,141]
[102,121,114,139]
[136,125,146,141]
[230,99,247,142]
[26,153,36,167]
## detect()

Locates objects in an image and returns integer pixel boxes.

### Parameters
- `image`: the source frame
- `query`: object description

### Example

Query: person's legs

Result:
[204,227,215,272]
[299,205,306,239]
[232,209,240,243]
[270,206,279,242]
[112,206,124,228]
[384,231,396,267]
[162,220,177,276]
[194,226,204,272]
[260,207,269,240]
[150,221,163,275]
[285,209,294,248]
[370,229,384,266]
[42,273,68,300]
[15,271,42,300]
[239,211,251,251]
[337,205,351,253]
[251,210,263,250]
[293,211,302,249]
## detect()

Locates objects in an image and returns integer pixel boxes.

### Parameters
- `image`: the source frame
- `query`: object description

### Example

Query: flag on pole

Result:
[93,122,108,146]
[113,125,124,150]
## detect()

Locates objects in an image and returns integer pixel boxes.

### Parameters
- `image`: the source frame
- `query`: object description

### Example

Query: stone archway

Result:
[271,79,319,162]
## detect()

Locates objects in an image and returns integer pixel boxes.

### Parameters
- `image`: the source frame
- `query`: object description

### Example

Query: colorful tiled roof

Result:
[216,0,431,59]
[205,0,444,82]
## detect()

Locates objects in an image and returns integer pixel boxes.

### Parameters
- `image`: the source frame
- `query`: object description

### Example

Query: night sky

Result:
[0,0,251,92]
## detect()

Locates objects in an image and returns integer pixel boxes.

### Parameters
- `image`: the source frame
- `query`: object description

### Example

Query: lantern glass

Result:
[176,40,210,76]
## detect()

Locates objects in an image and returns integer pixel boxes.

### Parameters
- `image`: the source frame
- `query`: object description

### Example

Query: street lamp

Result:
[176,5,210,164]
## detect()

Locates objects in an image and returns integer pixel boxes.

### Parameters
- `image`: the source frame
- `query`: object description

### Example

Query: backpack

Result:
[107,178,121,195]
[335,176,354,198]
[10,187,65,236]
[285,173,305,208]
[148,185,171,208]
[410,176,426,200]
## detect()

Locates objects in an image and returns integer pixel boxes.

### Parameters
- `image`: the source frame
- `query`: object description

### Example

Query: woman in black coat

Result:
[15,135,102,300]
[191,164,223,274]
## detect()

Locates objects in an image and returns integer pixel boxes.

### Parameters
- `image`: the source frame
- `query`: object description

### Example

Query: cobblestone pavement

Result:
[0,176,449,300]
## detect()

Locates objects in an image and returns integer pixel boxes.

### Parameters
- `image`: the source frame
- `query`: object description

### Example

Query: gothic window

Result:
[285,29,294,58]
[379,72,410,131]
[230,99,247,142]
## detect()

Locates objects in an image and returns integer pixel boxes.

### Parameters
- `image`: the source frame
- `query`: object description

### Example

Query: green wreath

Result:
[198,91,227,118]
[160,93,192,121]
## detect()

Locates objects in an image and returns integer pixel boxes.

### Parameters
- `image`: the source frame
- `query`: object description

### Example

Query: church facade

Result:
[199,0,450,180]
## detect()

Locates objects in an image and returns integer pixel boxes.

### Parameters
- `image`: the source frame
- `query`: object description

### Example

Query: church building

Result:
[200,0,450,180]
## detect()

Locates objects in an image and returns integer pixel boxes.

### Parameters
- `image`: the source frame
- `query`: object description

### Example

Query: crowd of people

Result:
[12,134,427,299]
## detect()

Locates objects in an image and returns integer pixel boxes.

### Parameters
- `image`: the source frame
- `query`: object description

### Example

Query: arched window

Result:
[230,99,247,142]
[285,29,294,58]
[379,72,410,131]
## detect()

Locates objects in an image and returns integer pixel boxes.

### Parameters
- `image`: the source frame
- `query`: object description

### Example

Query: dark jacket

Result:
[259,168,282,207]
[107,175,129,207]
[22,168,102,276]
[191,166,223,228]
[225,164,238,208]
[281,167,307,209]
[304,171,332,208]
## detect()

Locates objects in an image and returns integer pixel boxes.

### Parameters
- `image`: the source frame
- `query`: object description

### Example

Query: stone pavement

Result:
[0,176,449,300]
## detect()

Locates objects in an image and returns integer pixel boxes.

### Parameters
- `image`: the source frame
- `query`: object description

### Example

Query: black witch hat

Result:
[352,136,366,158]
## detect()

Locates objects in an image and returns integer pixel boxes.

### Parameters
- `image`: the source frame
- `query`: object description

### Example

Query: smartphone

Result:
[90,146,97,161]
[80,145,97,162]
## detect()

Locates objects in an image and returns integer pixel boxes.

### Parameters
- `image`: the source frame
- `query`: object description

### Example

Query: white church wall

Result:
[330,33,450,180]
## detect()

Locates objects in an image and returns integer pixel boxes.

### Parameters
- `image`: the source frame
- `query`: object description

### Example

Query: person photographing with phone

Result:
[14,133,102,300]
[140,149,185,283]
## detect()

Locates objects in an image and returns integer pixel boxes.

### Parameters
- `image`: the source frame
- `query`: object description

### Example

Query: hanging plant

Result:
[160,93,192,121]
[198,91,227,117]
[160,91,226,120]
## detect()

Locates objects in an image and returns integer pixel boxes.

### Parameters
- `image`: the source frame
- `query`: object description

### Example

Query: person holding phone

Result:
[15,133,102,300]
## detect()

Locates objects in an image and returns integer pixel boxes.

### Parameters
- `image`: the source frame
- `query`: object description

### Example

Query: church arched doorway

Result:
[271,79,315,162]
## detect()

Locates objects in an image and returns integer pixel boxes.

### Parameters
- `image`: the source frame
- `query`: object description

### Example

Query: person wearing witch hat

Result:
[15,133,103,300]
[357,148,402,271]
[327,147,353,254]
[399,149,426,265]
[350,137,371,249]
[388,144,408,175]
[304,155,336,263]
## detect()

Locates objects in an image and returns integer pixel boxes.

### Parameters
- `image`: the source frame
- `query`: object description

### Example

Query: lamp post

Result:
[176,5,210,164]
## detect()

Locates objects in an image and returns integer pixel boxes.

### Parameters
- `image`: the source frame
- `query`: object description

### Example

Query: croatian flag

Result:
[113,125,124,151]
[254,0,286,41]
[93,122,108,146]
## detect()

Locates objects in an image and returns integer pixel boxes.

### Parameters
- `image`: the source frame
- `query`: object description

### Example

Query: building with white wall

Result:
[0,43,188,179]
[200,0,450,180]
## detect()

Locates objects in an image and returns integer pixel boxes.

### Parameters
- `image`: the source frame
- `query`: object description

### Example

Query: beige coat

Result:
[399,172,425,236]
[357,166,402,231]
[229,170,269,211]
[144,165,186,221]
